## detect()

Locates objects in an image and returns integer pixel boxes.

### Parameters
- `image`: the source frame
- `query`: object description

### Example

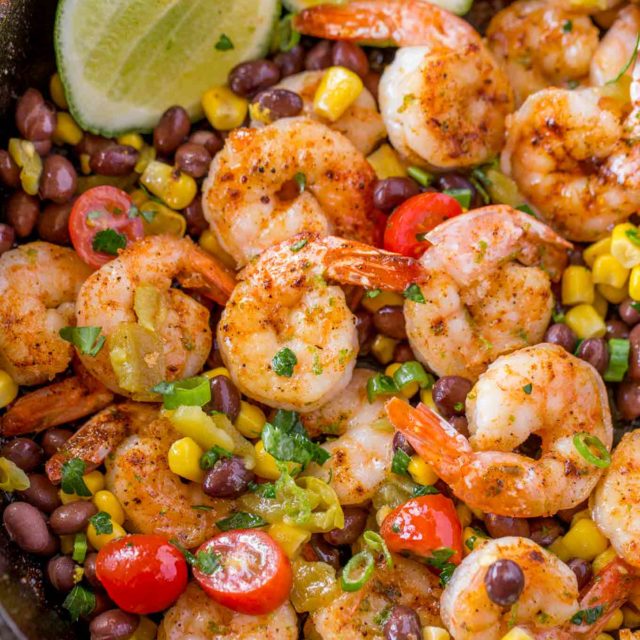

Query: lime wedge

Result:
[55,0,281,135]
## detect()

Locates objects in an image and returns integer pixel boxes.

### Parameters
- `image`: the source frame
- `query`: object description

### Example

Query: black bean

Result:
[373,178,421,212]
[529,517,563,547]
[308,534,341,571]
[0,150,20,188]
[484,559,525,606]
[568,249,586,266]
[32,139,52,157]
[432,376,472,419]
[175,143,211,178]
[38,202,72,245]
[450,415,470,437]
[434,173,481,209]
[363,71,380,102]
[557,500,588,524]
[576,338,608,375]
[392,431,416,457]
[332,41,369,78]
[393,343,415,363]
[49,501,98,535]
[17,473,61,513]
[153,106,191,155]
[252,88,303,121]
[3,502,58,555]
[90,145,139,176]
[484,513,530,539]
[202,456,254,499]
[89,591,116,621]
[204,375,241,422]
[39,155,77,203]
[6,191,39,238]
[182,197,209,238]
[75,133,113,157]
[619,298,640,327]
[606,318,629,340]
[383,605,422,640]
[84,552,102,589]
[273,45,305,77]
[567,558,592,590]
[41,428,73,457]
[189,130,224,157]
[373,305,407,340]
[228,60,281,98]
[15,89,56,141]
[354,308,373,348]
[0,224,14,255]
[89,609,139,640]
[1,438,43,472]
[305,41,334,70]
[323,507,368,546]
[617,380,640,420]
[543,323,577,353]
[628,324,640,382]
[47,555,77,593]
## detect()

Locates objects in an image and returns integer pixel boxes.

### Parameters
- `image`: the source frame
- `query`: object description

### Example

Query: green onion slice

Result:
[152,376,211,409]
[363,531,393,569]
[341,550,375,592]
[443,188,472,209]
[407,166,434,188]
[603,338,630,382]
[573,433,611,469]
[366,373,397,403]
[392,361,433,390]
[72,532,88,564]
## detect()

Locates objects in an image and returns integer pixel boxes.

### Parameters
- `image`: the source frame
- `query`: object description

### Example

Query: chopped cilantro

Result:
[89,511,113,535]
[59,326,105,357]
[60,458,92,497]
[272,347,297,377]
[403,283,425,304]
[215,34,234,51]
[92,228,127,255]
[63,585,95,621]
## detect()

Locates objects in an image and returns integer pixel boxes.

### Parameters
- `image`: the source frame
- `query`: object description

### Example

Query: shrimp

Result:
[45,403,233,548]
[386,344,613,518]
[309,553,442,639]
[302,369,393,505]
[501,56,640,241]
[404,206,571,381]
[251,71,386,155]
[158,582,298,640]
[294,0,514,169]
[202,117,377,267]
[75,234,235,399]
[440,537,579,640]
[0,242,91,386]
[487,0,599,106]
[218,234,422,412]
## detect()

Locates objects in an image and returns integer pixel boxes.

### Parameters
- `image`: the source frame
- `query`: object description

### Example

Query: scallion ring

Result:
[363,531,393,569]
[573,433,611,469]
[341,550,375,592]
[153,375,211,409]
[72,532,88,563]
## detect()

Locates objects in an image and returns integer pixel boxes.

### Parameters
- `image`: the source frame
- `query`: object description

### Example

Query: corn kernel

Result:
[80,153,91,175]
[423,627,451,640]
[117,133,144,151]
[385,363,419,398]
[584,237,612,268]
[376,505,392,527]
[49,73,68,109]
[139,201,186,237]
[407,456,438,485]
[456,503,473,529]
[60,535,75,554]
[371,334,398,365]
[463,526,487,554]
[548,536,572,562]
[619,632,640,640]
[204,367,231,379]
[362,290,405,313]
[134,145,156,174]
[420,387,437,410]
[198,229,237,269]
[235,401,266,439]
[623,606,640,629]
[164,405,235,451]
[140,160,196,210]
[202,85,248,130]
[52,112,83,146]
[92,490,125,526]
[0,370,18,409]
[630,265,640,301]
[592,254,629,288]
[366,144,407,180]
[562,266,594,305]
[562,518,609,561]
[168,437,205,483]
[592,289,609,317]
[603,608,624,631]
[249,101,273,125]
[500,628,535,640]
[596,636,615,640]
[593,547,618,574]
[87,520,126,551]
[611,223,640,268]
[570,509,591,527]
[313,66,363,122]
[268,523,311,559]
[8,138,42,195]
[254,440,282,480]
[564,304,606,339]
[129,617,158,640]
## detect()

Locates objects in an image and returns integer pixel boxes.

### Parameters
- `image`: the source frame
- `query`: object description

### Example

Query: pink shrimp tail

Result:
[178,241,236,305]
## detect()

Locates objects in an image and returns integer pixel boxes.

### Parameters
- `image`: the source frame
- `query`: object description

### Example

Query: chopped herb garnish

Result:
[216,512,267,531]
[294,172,307,192]
[215,34,234,51]
[412,484,439,497]
[626,228,640,246]
[60,458,92,497]
[151,375,211,409]
[191,505,214,511]
[63,585,96,622]
[291,238,308,253]
[632,301,640,313]
[272,347,297,377]
[571,605,604,625]
[72,533,88,563]
[391,448,411,476]
[407,166,433,187]
[92,228,127,255]
[59,326,105,357]
[374,605,393,627]
[516,204,535,216]
[366,373,397,403]
[253,482,276,499]
[562,20,573,32]
[364,289,381,299]
[170,539,222,574]
[200,445,233,470]
[453,401,464,411]
[426,547,457,586]
[523,383,533,394]
[573,433,611,469]
[606,33,640,85]
[403,283,425,304]
[604,338,630,382]
[363,530,393,569]
[89,511,113,535]
[86,210,102,221]
[443,187,472,209]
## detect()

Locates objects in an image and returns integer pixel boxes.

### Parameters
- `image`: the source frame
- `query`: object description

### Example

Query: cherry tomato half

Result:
[383,192,463,258]
[69,185,144,269]
[380,495,463,565]
[193,530,292,615]
[95,534,188,614]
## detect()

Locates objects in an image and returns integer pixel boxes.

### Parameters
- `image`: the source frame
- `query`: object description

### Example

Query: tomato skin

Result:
[69,185,144,269]
[194,530,292,615]
[383,193,463,258]
[95,534,188,614]
[380,495,463,564]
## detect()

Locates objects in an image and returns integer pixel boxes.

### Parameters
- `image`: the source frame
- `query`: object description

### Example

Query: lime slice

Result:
[55,0,281,136]
[283,0,345,11]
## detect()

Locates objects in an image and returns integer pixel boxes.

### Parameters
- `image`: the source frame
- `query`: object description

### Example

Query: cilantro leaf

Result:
[523,383,533,394]
[364,289,381,299]
[412,484,439,497]
[425,547,457,587]
[215,34,234,51]
[59,326,105,357]
[89,511,113,535]
[366,373,397,403]
[562,19,573,32]
[626,228,640,247]
[391,449,411,476]
[63,585,95,621]
[571,605,604,625]
[253,482,276,499]
[60,458,92,497]
[194,549,221,574]
[216,512,267,531]
[403,283,425,304]
[272,347,297,377]
[294,172,307,192]
[200,445,233,470]
[291,238,308,253]
[92,228,127,255]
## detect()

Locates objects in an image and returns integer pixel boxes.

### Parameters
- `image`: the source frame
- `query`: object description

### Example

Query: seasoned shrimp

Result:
[75,234,235,399]
[202,117,377,267]
[218,234,422,412]
[0,242,91,386]
[310,554,442,639]
[45,404,233,548]
[487,0,599,105]
[303,369,394,505]
[441,537,579,640]
[386,344,613,517]
[158,582,298,640]
[501,56,640,241]
[295,0,514,169]
[251,71,386,155]
[404,206,571,381]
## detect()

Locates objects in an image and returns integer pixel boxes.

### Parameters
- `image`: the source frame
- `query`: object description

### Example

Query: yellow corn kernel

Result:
[500,628,535,640]
[385,363,419,398]
[407,456,438,486]
[164,405,235,451]
[8,138,42,195]
[456,503,473,529]
[570,509,591,527]
[463,527,487,554]
[562,518,609,561]
[80,153,91,175]
[49,73,68,109]
[140,161,197,210]
[235,401,266,439]
[548,536,572,562]
[52,112,83,146]
[371,334,398,365]
[87,520,126,551]
[204,367,231,379]
[564,304,607,339]
[168,437,205,483]
[198,229,237,270]
[596,284,624,307]
[60,535,75,554]
[202,85,248,130]
[584,237,612,268]
[248,101,273,125]
[268,523,311,559]
[92,490,125,526]
[420,387,437,410]
[0,370,18,409]
[423,628,451,640]
[619,632,640,640]
[561,265,594,305]
[630,265,640,301]
[593,289,609,317]
[362,290,405,313]
[596,636,615,640]
[593,547,618,575]
[611,223,640,268]
[313,66,363,122]
[376,505,392,527]
[592,254,629,288]
[129,616,157,640]
[117,133,144,151]
[134,145,156,174]
[139,201,186,237]
[366,144,407,180]
[623,605,640,629]
[254,440,281,480]
[603,608,624,631]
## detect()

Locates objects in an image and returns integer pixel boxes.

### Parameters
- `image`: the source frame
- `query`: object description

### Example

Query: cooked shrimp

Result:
[218,234,422,412]
[295,0,514,169]
[404,206,571,381]
[310,553,442,639]
[487,0,599,105]
[158,582,298,640]
[501,56,640,241]
[202,117,377,267]
[303,369,393,505]
[441,537,579,640]
[386,344,613,517]
[251,71,386,155]
[75,234,235,399]
[0,242,91,386]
